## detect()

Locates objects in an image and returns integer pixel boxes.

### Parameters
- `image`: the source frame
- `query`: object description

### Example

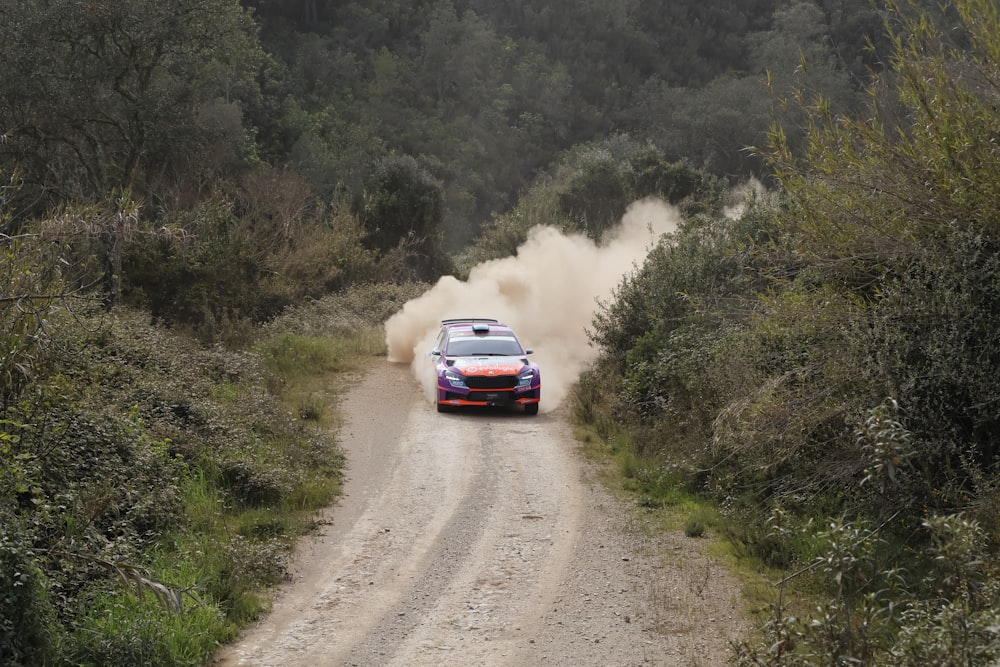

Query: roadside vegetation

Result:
[3,0,999,664]
[573,1,1000,663]
[0,282,421,665]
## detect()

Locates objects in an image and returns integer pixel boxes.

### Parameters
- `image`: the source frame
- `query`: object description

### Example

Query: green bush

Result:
[358,154,453,280]
[736,512,1000,666]
[122,181,384,342]
[0,508,57,667]
[261,282,429,339]
[579,3,1000,658]
[0,297,355,662]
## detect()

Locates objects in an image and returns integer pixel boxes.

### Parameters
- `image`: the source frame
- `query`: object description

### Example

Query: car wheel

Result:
[524,403,539,416]
[437,401,451,413]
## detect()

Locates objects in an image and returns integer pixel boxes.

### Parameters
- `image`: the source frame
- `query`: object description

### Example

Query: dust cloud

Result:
[384,197,680,412]
[723,177,767,220]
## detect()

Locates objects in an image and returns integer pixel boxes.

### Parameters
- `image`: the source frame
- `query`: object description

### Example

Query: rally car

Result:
[430,318,541,415]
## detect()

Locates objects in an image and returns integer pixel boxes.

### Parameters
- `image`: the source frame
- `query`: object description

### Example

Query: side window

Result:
[434,328,447,354]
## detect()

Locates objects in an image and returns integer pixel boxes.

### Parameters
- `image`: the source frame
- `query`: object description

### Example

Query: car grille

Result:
[444,390,516,405]
[466,375,518,389]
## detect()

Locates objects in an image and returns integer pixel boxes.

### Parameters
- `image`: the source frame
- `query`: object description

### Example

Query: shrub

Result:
[735,513,1000,666]
[0,508,57,667]
[219,459,291,508]
[684,516,707,538]
[261,282,429,339]
[0,298,351,661]
[358,154,453,280]
[457,140,726,272]
[122,182,383,341]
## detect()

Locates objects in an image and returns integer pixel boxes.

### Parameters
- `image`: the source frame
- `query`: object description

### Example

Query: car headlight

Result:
[516,369,536,388]
[444,370,467,388]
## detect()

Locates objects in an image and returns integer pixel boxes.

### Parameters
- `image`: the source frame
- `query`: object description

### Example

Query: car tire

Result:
[437,401,451,413]
[524,403,539,415]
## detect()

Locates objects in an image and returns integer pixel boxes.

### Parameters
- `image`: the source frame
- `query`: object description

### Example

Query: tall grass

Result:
[257,334,347,379]
[66,590,231,667]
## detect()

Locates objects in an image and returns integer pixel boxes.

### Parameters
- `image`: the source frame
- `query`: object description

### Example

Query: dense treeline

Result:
[2,0,918,272]
[0,0,981,664]
[1,0,900,335]
[242,0,888,243]
[579,1,1000,662]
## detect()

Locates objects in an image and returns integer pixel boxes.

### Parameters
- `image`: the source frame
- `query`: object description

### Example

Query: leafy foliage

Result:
[121,176,393,340]
[0,225,105,409]
[0,504,57,667]
[0,281,410,663]
[591,0,1000,531]
[0,0,261,215]
[0,0,986,662]
[751,0,1000,518]
[358,155,453,279]
[735,507,1000,664]
[261,282,429,339]
[583,0,1000,661]
[1,0,918,326]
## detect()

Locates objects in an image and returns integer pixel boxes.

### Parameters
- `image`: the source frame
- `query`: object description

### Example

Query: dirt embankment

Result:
[212,360,747,667]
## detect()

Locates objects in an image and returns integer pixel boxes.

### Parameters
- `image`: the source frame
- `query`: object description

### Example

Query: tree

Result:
[741,0,1000,515]
[0,0,262,216]
[359,155,451,280]
[591,0,1000,539]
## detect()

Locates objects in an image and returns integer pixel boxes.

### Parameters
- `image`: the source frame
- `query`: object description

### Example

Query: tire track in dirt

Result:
[213,360,747,667]
[364,419,584,667]
[215,361,581,666]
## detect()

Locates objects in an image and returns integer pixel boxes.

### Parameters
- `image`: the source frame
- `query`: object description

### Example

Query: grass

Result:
[573,418,717,528]
[257,334,348,379]
[255,327,386,431]
[151,318,388,651]
[285,472,342,511]
[68,590,230,666]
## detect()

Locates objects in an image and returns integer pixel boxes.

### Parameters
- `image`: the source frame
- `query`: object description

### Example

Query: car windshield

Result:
[446,335,523,357]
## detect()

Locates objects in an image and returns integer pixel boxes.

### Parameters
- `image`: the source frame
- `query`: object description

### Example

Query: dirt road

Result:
[213,360,746,666]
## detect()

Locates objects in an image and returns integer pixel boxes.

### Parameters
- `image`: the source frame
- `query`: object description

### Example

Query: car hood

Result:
[448,356,529,376]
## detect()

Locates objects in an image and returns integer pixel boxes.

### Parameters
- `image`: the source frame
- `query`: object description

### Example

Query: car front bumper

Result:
[436,386,541,407]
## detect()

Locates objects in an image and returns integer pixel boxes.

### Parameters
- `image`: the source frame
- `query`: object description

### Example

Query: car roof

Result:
[441,317,500,326]
[441,318,515,335]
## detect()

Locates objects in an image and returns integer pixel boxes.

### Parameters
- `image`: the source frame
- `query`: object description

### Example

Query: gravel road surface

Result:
[213,359,747,666]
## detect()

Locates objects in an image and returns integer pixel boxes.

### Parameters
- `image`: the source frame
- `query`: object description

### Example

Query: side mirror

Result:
[524,349,534,355]
[430,350,442,357]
